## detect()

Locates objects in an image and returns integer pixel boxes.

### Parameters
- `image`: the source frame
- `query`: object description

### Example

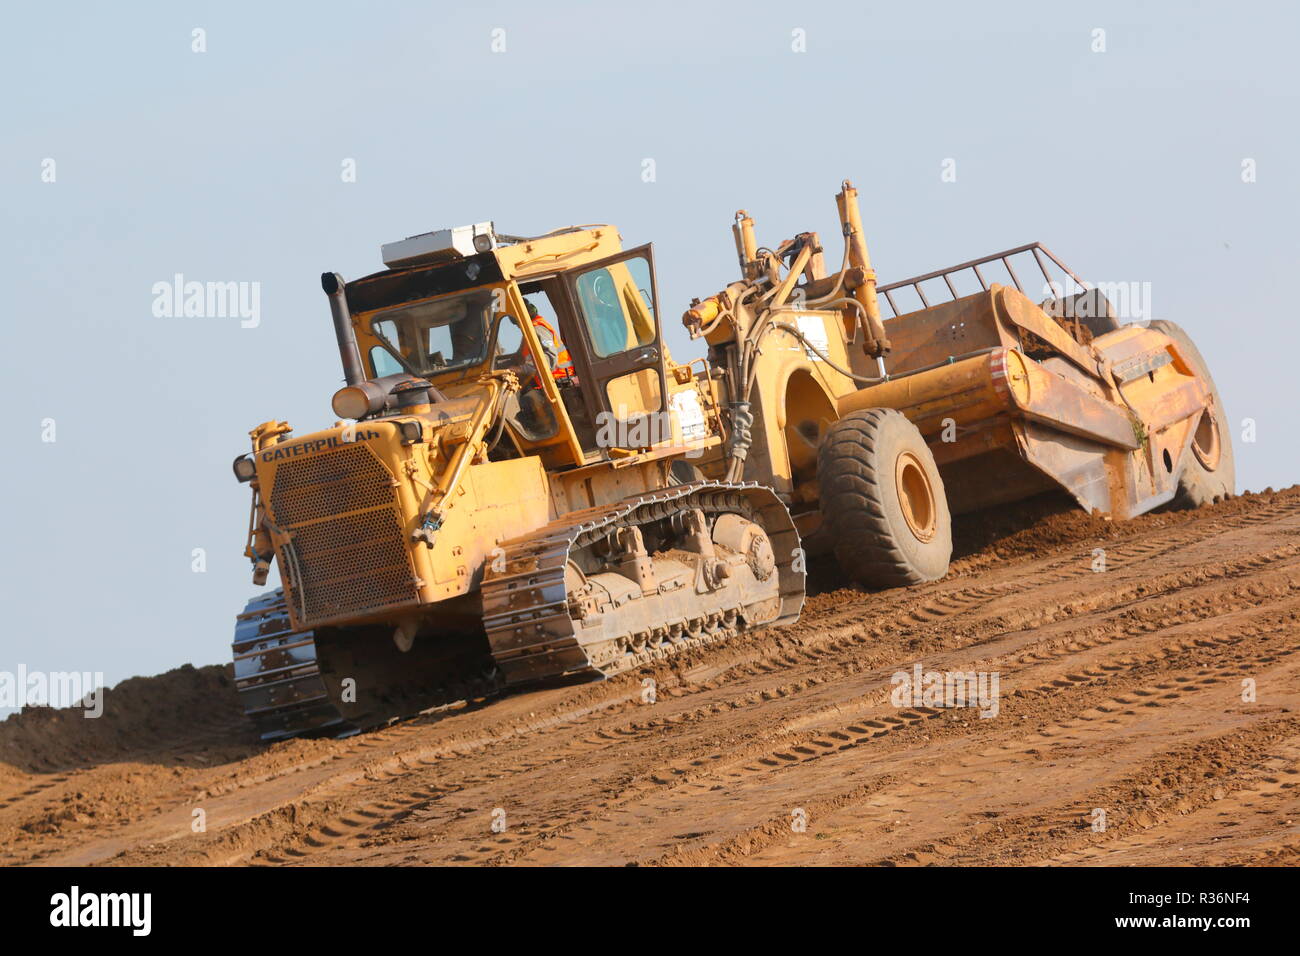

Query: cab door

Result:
[557,244,668,447]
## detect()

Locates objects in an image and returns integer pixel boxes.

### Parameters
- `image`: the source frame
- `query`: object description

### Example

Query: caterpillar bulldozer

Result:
[231,181,1232,740]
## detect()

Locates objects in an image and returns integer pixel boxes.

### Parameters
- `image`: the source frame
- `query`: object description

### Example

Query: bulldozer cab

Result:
[344,233,675,470]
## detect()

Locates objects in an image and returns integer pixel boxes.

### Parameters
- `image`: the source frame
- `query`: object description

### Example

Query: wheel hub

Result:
[896,451,937,543]
[1191,406,1221,472]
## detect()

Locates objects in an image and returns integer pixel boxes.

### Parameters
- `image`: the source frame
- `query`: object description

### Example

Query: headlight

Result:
[398,420,424,444]
[232,455,257,482]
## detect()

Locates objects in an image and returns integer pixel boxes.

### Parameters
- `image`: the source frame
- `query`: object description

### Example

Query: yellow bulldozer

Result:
[231,181,1233,739]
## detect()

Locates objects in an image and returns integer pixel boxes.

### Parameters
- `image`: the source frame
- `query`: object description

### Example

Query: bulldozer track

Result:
[230,592,498,742]
[231,592,351,742]
[229,482,804,743]
[481,481,804,686]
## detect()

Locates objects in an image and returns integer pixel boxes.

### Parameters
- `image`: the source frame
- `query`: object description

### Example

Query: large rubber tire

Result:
[1146,319,1235,508]
[817,408,952,588]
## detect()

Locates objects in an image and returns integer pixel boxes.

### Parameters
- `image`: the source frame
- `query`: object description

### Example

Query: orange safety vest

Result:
[531,315,576,382]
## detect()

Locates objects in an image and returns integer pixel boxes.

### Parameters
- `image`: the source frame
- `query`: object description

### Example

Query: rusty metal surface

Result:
[842,349,1011,435]
[993,286,1097,374]
[1013,420,1116,515]
[880,293,1009,376]
[858,261,1217,522]
[1010,350,1140,450]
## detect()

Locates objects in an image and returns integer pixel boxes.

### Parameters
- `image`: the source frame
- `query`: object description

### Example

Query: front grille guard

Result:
[278,537,310,623]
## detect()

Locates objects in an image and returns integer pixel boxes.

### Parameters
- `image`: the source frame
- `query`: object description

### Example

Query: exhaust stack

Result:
[322,272,365,386]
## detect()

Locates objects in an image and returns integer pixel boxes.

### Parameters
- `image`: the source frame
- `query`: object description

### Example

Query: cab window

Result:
[573,257,656,358]
[492,313,526,368]
[370,288,495,377]
[370,345,403,377]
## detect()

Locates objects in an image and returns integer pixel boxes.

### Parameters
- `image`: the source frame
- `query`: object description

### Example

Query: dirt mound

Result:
[0,663,246,776]
[7,488,1295,769]
[805,485,1297,602]
[955,485,1300,562]
[5,483,1300,867]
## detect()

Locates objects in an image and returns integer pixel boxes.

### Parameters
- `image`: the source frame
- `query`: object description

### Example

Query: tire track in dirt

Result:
[9,489,1300,867]
[214,536,1300,866]
[1041,737,1300,866]
[499,612,1300,865]
[241,560,1296,862]
[653,627,1300,866]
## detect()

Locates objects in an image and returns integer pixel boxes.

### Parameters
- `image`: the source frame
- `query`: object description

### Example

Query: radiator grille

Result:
[269,444,416,625]
[271,444,395,525]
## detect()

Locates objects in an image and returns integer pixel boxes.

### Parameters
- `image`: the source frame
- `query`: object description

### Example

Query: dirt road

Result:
[4,488,1299,867]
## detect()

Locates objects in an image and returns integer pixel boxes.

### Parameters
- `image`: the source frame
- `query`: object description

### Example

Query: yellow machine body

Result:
[682,186,1227,545]
[231,181,1229,740]
[243,226,722,634]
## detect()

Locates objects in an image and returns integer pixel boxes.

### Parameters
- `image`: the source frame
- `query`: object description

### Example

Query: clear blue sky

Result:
[2,0,1296,704]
